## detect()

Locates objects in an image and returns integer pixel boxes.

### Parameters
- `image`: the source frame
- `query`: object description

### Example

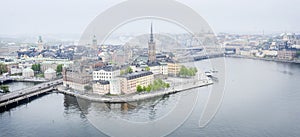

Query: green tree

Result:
[137,85,143,92]
[0,85,10,93]
[126,66,133,74]
[120,70,125,75]
[84,85,92,91]
[56,64,63,73]
[31,63,41,72]
[143,86,147,91]
[178,66,197,77]
[0,63,8,75]
[145,66,150,71]
[166,83,170,88]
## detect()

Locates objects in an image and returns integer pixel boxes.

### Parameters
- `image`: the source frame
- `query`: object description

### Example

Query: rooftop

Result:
[121,71,153,80]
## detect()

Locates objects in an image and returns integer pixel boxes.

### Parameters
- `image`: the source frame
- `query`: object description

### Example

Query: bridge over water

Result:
[0,79,63,109]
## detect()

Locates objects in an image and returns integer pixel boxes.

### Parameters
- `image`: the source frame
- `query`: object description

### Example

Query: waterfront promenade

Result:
[57,78,213,103]
[228,55,300,64]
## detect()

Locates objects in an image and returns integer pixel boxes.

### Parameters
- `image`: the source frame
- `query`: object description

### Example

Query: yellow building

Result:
[120,71,154,94]
[92,80,110,95]
[167,62,182,76]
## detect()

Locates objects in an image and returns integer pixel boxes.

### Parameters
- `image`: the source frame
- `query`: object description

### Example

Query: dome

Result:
[45,68,56,74]
[22,68,34,73]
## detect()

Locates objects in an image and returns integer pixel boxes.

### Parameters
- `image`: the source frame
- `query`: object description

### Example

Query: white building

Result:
[148,62,168,76]
[92,66,121,95]
[22,68,34,78]
[93,66,120,81]
[44,68,56,80]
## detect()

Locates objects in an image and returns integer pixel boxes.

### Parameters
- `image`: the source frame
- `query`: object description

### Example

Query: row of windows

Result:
[93,76,112,79]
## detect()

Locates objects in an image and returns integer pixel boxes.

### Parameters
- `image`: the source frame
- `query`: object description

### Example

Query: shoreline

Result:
[227,55,300,64]
[56,79,213,103]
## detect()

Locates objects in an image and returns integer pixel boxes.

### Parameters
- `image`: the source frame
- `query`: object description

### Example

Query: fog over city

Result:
[0,0,299,37]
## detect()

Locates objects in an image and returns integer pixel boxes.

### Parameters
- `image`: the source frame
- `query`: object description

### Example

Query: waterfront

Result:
[1,58,300,137]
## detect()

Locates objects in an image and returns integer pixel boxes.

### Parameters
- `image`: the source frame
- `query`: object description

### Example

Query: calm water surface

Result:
[1,58,300,137]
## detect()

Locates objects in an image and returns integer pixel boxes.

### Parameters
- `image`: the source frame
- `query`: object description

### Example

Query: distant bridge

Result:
[0,79,62,109]
[0,76,48,84]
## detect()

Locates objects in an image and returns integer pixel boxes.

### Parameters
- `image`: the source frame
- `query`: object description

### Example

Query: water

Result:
[1,58,300,137]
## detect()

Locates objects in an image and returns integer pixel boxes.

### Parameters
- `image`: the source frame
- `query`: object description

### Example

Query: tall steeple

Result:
[37,36,44,52]
[150,23,154,43]
[92,35,98,50]
[148,23,156,64]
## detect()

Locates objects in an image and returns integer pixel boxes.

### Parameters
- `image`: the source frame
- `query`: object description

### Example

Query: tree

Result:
[137,85,143,92]
[84,85,92,91]
[146,85,152,92]
[178,66,197,77]
[0,85,10,93]
[31,63,41,72]
[126,66,133,74]
[143,86,147,91]
[166,83,170,88]
[145,66,150,71]
[120,70,125,75]
[0,63,8,75]
[56,64,63,73]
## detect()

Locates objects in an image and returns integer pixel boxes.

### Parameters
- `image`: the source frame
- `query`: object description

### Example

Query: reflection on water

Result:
[1,58,300,137]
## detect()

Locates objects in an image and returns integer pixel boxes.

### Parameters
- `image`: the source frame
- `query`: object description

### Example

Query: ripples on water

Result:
[1,58,300,137]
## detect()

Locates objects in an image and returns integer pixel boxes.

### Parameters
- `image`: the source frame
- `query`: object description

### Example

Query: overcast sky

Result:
[0,0,299,36]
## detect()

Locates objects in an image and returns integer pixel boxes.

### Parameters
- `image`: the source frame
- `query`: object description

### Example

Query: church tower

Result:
[37,36,44,52]
[92,35,98,50]
[148,23,156,64]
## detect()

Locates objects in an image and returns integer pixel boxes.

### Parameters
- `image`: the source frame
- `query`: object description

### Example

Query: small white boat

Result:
[205,71,213,77]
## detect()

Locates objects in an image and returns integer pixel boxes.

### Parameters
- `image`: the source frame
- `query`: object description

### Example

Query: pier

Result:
[0,79,63,108]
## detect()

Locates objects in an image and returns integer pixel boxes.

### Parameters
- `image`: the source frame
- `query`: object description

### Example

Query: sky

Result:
[0,0,299,36]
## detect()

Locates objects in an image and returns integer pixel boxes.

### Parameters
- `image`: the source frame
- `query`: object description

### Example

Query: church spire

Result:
[150,23,154,43]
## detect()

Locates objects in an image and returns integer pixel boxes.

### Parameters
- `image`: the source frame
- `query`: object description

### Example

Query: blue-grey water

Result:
[1,58,300,137]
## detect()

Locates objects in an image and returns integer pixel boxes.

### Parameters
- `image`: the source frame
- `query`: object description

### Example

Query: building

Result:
[120,71,154,94]
[37,36,44,52]
[22,67,34,78]
[167,62,182,76]
[93,80,110,95]
[92,66,121,95]
[93,66,120,81]
[62,64,92,91]
[41,62,57,72]
[277,50,297,60]
[44,68,56,80]
[148,23,156,63]
[92,35,97,50]
[148,62,168,78]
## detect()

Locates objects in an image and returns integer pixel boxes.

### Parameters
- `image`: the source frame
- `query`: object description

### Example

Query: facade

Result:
[167,62,182,76]
[22,68,34,78]
[277,50,297,60]
[148,23,156,63]
[148,62,168,76]
[41,62,57,72]
[120,71,154,94]
[109,78,121,95]
[62,65,92,91]
[92,66,121,95]
[44,68,56,80]
[93,66,120,81]
[93,80,110,95]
